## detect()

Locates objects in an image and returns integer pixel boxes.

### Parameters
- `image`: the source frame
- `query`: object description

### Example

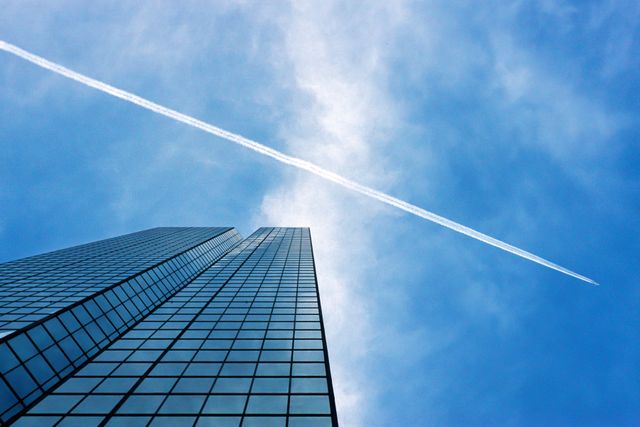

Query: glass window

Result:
[117,395,165,414]
[294,340,323,350]
[231,340,262,350]
[30,395,83,414]
[173,377,214,393]
[28,326,54,351]
[193,351,227,362]
[94,377,138,394]
[0,344,20,373]
[135,377,177,393]
[6,365,38,397]
[140,340,172,350]
[71,329,94,352]
[58,336,82,362]
[158,395,205,414]
[25,354,55,385]
[293,351,323,362]
[8,335,38,361]
[236,330,264,339]
[292,363,325,376]
[268,322,293,330]
[291,378,327,393]
[246,395,288,414]
[183,362,220,377]
[241,416,286,427]
[171,341,201,351]
[262,340,292,350]
[265,331,292,339]
[77,362,117,377]
[201,395,246,414]
[43,346,70,373]
[0,378,18,414]
[56,377,102,393]
[288,416,333,427]
[59,312,81,333]
[44,318,68,341]
[52,415,104,426]
[194,416,240,427]
[211,378,251,394]
[12,416,62,426]
[149,416,196,427]
[219,363,255,376]
[259,351,291,362]
[289,395,331,414]
[128,350,162,362]
[202,340,233,350]
[112,362,151,377]
[251,378,289,393]
[71,306,91,326]
[106,415,151,426]
[72,395,121,414]
[96,350,132,362]
[226,351,259,362]
[209,331,237,339]
[84,323,106,343]
[149,363,186,377]
[255,362,290,377]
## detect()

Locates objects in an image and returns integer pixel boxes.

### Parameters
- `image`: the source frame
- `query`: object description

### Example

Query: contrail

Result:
[0,40,598,286]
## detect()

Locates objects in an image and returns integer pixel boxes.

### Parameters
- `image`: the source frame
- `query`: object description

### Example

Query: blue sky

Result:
[1,1,639,426]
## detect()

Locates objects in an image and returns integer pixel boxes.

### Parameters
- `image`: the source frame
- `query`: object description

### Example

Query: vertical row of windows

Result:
[18,228,336,427]
[0,229,242,423]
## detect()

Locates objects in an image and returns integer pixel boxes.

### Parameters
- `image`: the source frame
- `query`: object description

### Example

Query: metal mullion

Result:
[284,229,301,426]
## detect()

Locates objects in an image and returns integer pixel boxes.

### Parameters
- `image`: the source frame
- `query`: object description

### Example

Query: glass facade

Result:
[1,227,338,426]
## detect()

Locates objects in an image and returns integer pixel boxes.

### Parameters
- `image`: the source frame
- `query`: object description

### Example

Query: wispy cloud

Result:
[254,1,623,424]
[256,5,406,424]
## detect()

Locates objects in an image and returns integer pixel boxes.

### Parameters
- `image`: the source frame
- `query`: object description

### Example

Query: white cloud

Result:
[254,3,411,425]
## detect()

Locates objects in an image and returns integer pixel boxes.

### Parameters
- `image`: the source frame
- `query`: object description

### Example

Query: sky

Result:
[0,1,639,426]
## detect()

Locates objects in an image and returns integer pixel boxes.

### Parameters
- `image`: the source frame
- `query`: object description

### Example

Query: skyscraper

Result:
[0,227,337,426]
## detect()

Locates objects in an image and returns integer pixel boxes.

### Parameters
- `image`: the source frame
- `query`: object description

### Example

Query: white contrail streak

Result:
[0,40,598,286]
